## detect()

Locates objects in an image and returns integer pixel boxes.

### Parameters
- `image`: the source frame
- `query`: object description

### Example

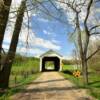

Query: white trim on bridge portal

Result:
[39,49,63,72]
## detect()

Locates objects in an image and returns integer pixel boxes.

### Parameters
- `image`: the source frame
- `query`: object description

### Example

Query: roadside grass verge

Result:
[0,56,40,100]
[61,64,100,100]
[0,73,41,100]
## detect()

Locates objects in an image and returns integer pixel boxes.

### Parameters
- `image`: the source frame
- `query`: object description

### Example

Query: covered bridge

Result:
[40,50,62,72]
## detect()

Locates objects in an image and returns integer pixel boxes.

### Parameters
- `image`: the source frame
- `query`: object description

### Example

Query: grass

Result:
[61,64,100,100]
[61,64,84,86]
[62,64,75,70]
[9,57,40,86]
[0,73,41,100]
[0,56,41,100]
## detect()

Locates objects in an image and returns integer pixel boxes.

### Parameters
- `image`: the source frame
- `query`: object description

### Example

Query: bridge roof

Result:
[40,49,62,58]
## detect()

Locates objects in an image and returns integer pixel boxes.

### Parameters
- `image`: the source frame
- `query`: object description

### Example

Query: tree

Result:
[0,0,26,88]
[0,0,12,68]
[56,0,100,85]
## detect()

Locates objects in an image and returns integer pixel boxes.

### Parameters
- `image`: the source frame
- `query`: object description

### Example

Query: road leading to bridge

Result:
[11,72,95,100]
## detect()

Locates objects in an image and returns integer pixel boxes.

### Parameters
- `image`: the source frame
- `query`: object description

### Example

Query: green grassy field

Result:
[0,56,41,100]
[0,73,40,100]
[61,64,100,99]
[9,57,40,86]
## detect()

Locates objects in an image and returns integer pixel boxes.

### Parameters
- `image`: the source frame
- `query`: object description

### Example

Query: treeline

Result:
[13,54,39,64]
[62,59,80,65]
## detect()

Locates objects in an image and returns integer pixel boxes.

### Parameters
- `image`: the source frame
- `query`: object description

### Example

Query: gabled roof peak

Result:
[40,49,62,58]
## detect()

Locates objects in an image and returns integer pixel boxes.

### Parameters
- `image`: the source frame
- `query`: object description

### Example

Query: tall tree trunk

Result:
[0,0,26,88]
[82,0,93,85]
[76,12,88,85]
[82,33,90,85]
[81,55,88,85]
[0,0,12,68]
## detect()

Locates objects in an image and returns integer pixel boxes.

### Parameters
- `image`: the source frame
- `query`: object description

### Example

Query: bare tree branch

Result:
[95,0,100,2]
[90,32,100,35]
[89,25,100,32]
[87,46,100,60]
[49,0,59,11]
[84,0,93,24]
[30,0,68,25]
[83,0,93,56]
[84,0,93,36]
[26,7,30,50]
[56,0,86,13]
[56,0,77,12]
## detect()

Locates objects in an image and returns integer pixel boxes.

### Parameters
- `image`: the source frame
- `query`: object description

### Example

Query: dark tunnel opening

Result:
[42,57,60,72]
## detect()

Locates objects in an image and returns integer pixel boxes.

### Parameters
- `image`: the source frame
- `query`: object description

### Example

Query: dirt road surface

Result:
[11,72,95,100]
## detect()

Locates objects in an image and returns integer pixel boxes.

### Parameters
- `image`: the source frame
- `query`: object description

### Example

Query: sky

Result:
[2,0,100,59]
[30,13,74,58]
